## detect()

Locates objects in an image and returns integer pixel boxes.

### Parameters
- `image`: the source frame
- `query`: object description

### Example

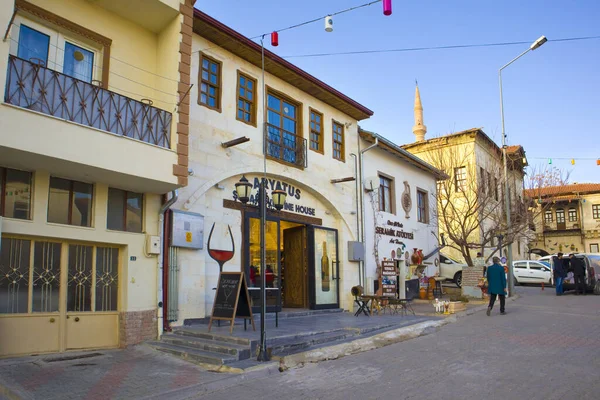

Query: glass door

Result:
[244,213,281,313]
[308,227,339,309]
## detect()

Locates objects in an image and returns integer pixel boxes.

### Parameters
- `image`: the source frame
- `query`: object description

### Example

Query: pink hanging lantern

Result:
[271,31,279,47]
[383,0,392,16]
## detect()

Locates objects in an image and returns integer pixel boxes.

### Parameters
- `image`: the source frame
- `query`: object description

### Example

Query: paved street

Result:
[196,286,600,400]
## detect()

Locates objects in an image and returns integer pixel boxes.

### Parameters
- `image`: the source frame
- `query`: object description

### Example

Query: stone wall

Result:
[119,309,157,348]
[461,266,484,299]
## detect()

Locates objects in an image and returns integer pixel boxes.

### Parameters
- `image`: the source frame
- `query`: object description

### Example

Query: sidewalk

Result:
[0,346,276,400]
[0,299,496,400]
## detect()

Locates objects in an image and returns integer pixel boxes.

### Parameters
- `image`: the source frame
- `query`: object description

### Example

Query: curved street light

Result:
[499,35,547,297]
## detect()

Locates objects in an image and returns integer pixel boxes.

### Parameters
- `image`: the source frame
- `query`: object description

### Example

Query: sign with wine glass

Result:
[208,272,255,334]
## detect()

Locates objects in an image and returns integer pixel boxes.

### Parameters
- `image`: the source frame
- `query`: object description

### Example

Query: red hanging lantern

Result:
[383,0,392,16]
[271,31,279,47]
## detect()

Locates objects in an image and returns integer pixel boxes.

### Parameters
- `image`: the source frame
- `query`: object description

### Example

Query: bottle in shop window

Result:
[321,241,330,292]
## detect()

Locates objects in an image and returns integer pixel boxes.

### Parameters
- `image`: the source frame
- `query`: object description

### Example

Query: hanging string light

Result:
[271,31,279,46]
[571,159,576,165]
[383,0,392,15]
[324,15,333,32]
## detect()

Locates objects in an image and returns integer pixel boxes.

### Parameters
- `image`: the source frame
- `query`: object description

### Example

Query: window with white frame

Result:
[10,16,101,83]
[454,166,467,192]
[417,189,428,223]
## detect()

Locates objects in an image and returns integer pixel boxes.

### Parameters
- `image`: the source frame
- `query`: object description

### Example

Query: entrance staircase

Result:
[148,309,362,366]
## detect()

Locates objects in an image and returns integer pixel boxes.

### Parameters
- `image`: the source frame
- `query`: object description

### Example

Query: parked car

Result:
[537,253,600,294]
[439,254,468,288]
[513,260,552,286]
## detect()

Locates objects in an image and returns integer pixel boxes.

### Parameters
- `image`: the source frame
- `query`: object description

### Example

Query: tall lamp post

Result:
[235,175,286,361]
[499,35,547,297]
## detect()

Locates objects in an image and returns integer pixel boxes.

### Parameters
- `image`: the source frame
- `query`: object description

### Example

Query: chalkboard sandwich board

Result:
[208,272,255,334]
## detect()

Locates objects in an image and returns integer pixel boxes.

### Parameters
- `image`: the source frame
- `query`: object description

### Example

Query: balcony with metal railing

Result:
[265,122,307,169]
[1,55,179,193]
[5,55,172,148]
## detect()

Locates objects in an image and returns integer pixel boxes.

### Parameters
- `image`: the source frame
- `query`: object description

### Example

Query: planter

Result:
[448,301,466,314]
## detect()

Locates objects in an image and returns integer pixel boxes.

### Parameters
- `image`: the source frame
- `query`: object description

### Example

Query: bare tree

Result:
[423,143,546,266]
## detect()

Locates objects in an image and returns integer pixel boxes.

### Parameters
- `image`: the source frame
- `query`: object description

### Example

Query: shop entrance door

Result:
[308,227,339,309]
[0,237,120,357]
[282,226,307,308]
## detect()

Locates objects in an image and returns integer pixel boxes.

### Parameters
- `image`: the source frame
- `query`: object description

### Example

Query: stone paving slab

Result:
[0,346,265,400]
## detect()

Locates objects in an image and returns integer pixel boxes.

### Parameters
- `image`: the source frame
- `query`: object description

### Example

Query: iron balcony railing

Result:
[265,122,307,168]
[4,55,172,149]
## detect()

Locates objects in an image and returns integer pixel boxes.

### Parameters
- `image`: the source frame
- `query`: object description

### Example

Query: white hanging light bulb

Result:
[325,15,333,32]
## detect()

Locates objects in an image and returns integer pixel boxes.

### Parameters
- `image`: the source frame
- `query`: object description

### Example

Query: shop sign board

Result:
[381,260,398,297]
[208,272,255,334]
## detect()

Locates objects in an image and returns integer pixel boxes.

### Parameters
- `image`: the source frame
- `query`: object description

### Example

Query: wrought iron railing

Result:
[4,55,172,149]
[265,123,307,168]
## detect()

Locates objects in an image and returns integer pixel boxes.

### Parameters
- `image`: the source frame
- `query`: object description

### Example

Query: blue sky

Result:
[196,0,599,183]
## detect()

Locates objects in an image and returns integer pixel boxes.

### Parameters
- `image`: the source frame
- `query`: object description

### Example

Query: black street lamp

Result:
[235,175,286,361]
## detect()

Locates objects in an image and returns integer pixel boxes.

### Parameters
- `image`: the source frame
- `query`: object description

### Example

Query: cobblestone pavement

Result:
[195,286,600,400]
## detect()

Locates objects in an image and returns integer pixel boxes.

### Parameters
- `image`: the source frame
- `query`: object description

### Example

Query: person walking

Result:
[570,254,586,295]
[553,253,566,296]
[486,256,507,316]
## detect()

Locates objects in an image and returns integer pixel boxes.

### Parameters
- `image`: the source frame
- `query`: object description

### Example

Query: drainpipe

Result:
[157,190,178,338]
[359,136,378,291]
[350,153,361,286]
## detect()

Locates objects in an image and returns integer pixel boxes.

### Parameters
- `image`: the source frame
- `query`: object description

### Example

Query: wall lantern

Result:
[235,175,253,203]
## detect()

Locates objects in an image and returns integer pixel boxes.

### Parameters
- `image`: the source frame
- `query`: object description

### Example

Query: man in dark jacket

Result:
[553,253,566,296]
[570,254,586,295]
[486,257,507,316]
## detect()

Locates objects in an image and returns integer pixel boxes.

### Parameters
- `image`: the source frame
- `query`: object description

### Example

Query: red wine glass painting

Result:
[207,223,235,272]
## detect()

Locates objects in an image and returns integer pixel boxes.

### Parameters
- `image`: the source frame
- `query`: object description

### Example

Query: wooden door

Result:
[283,227,307,308]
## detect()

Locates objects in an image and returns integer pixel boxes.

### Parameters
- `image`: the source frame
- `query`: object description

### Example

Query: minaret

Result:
[412,81,427,142]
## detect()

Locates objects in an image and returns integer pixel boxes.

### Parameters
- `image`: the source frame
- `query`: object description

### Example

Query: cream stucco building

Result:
[526,183,600,256]
[162,10,374,325]
[402,85,529,267]
[0,0,193,357]
[359,128,446,297]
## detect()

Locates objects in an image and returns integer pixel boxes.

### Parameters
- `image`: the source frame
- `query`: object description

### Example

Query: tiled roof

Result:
[506,145,522,154]
[524,183,600,198]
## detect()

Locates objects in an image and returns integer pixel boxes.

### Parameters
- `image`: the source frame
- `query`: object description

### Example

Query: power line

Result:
[193,0,382,58]
[281,35,600,59]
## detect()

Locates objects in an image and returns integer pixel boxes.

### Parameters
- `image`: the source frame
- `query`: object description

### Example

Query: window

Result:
[530,262,544,271]
[494,177,499,201]
[487,172,492,196]
[236,71,256,125]
[14,20,99,83]
[378,175,393,213]
[332,121,345,161]
[17,24,49,66]
[107,188,143,233]
[48,177,93,227]
[568,208,578,222]
[544,210,553,224]
[454,166,466,192]
[479,167,485,193]
[0,167,32,220]
[63,42,94,82]
[593,204,600,219]
[417,189,428,223]
[309,108,323,153]
[514,262,527,269]
[556,208,565,224]
[591,244,599,253]
[199,53,221,110]
[266,91,302,166]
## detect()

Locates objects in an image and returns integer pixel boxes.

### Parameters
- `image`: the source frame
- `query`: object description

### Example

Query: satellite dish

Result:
[363,176,380,191]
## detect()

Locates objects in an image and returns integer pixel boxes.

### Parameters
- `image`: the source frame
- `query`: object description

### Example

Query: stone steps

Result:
[183,308,344,326]
[148,342,239,366]
[160,334,252,360]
